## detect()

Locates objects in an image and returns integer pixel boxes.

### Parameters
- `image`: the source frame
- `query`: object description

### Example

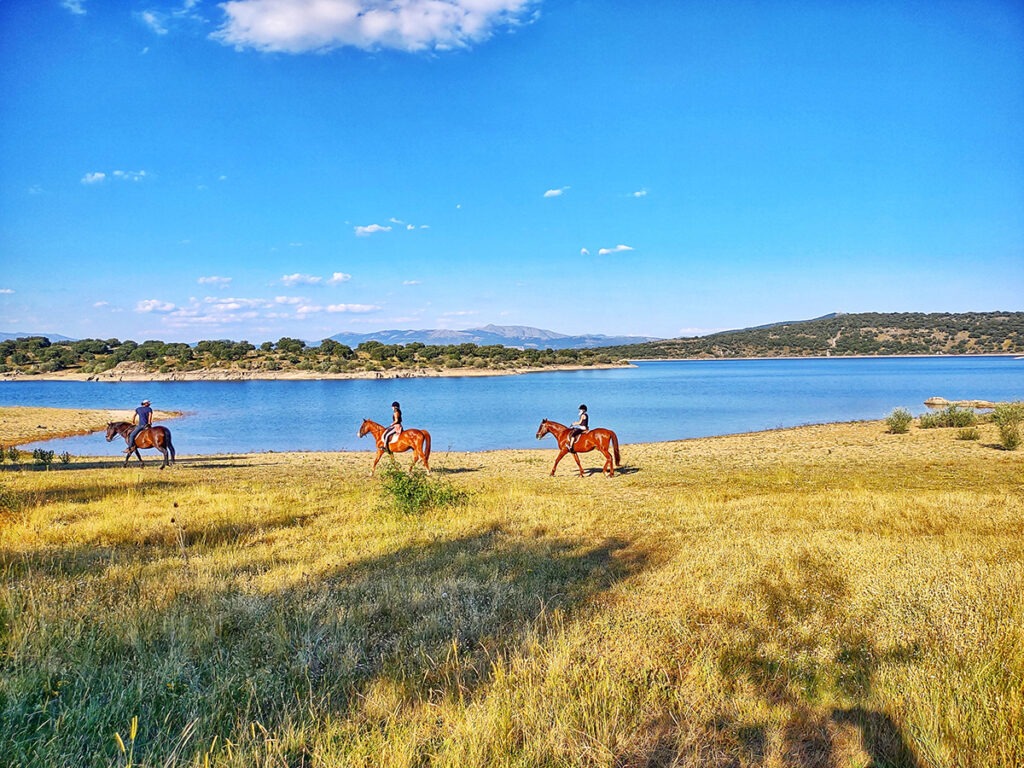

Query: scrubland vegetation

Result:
[609,311,1024,358]
[1,418,1022,767]
[0,336,618,377]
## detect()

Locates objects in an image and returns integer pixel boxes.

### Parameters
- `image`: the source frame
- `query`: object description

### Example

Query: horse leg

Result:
[370,449,385,475]
[603,448,615,477]
[159,446,169,470]
[550,448,569,476]
[572,451,585,477]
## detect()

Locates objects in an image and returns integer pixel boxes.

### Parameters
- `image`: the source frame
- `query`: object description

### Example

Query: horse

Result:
[535,419,621,477]
[358,418,432,475]
[105,422,176,469]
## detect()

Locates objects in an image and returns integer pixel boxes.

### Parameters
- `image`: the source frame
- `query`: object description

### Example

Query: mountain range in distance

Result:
[326,324,662,350]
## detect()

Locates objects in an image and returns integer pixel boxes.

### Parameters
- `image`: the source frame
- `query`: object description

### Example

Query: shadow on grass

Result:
[711,550,924,767]
[2,522,661,766]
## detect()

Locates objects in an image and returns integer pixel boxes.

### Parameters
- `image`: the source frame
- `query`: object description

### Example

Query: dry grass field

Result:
[1,411,1021,767]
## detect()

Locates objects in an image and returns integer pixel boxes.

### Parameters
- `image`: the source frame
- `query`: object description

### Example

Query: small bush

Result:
[886,408,913,434]
[6,446,21,464]
[32,449,55,469]
[957,427,980,441]
[919,405,977,429]
[994,402,1024,451]
[0,483,21,514]
[59,451,72,465]
[378,462,469,515]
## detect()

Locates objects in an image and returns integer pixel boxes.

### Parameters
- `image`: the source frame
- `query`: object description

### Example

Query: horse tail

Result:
[164,428,176,462]
[422,430,431,462]
[611,431,621,466]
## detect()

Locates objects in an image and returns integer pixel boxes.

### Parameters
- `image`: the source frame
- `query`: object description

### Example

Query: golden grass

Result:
[0,406,180,445]
[1,420,1022,767]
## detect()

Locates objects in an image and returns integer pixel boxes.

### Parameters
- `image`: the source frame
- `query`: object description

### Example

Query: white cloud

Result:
[402,280,421,286]
[198,276,232,287]
[0,288,14,295]
[580,248,590,257]
[327,272,352,284]
[355,223,392,237]
[214,0,538,54]
[93,300,108,307]
[327,303,378,313]
[136,299,176,313]
[543,186,569,198]
[82,169,150,184]
[296,302,380,315]
[140,10,168,34]
[598,244,634,255]
[281,273,322,286]
[113,169,148,181]
[62,0,86,15]
[630,189,648,198]
[274,296,304,305]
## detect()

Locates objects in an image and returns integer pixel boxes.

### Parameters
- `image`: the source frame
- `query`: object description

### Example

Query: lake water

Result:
[3,357,1022,456]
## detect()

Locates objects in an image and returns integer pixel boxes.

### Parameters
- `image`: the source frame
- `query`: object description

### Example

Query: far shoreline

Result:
[1,352,1019,384]
[0,361,634,383]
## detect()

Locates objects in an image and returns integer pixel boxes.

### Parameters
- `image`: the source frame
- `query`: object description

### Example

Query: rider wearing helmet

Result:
[382,401,403,453]
[567,404,588,453]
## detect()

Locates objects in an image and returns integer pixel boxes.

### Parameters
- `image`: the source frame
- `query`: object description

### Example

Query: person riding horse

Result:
[126,399,154,454]
[381,401,403,453]
[567,404,589,452]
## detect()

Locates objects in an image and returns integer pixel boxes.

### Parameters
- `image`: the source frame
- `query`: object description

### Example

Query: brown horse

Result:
[536,419,621,477]
[358,418,432,475]
[106,421,176,469]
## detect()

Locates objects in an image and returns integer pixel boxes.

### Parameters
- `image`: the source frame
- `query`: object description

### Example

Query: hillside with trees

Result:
[601,312,1024,359]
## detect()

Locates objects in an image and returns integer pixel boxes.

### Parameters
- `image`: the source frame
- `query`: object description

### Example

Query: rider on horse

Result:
[126,399,153,454]
[381,401,402,453]
[567,404,588,452]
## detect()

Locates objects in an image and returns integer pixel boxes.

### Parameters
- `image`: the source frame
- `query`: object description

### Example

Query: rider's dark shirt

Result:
[136,405,153,427]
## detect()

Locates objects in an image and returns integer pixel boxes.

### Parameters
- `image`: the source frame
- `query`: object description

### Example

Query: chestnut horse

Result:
[536,419,621,477]
[105,421,176,469]
[358,418,432,475]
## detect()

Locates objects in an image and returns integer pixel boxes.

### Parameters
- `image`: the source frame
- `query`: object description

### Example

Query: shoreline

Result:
[2,352,1018,383]
[0,362,633,383]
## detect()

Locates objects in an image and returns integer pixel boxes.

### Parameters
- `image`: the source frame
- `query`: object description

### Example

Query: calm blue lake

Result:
[4,357,1022,456]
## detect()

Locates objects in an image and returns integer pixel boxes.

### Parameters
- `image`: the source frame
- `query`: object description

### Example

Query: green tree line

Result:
[0,336,618,376]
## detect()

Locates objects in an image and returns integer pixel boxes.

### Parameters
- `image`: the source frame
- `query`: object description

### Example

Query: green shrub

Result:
[31,449,55,469]
[0,483,21,514]
[59,451,72,465]
[994,402,1024,451]
[377,462,469,515]
[919,405,977,429]
[956,427,980,441]
[5,446,20,464]
[885,408,913,434]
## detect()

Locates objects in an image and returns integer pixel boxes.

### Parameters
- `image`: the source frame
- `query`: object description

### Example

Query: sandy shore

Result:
[0,407,182,445]
[0,361,632,383]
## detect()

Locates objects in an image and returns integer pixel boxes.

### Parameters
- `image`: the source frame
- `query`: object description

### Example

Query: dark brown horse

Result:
[106,422,176,469]
[358,418,432,475]
[536,419,621,477]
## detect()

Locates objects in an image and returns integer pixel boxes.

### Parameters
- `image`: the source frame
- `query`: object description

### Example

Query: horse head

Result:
[536,419,551,440]
[105,422,121,442]
[357,419,373,438]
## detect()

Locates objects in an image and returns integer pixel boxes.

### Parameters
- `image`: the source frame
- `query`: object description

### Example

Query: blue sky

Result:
[2,0,1022,343]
